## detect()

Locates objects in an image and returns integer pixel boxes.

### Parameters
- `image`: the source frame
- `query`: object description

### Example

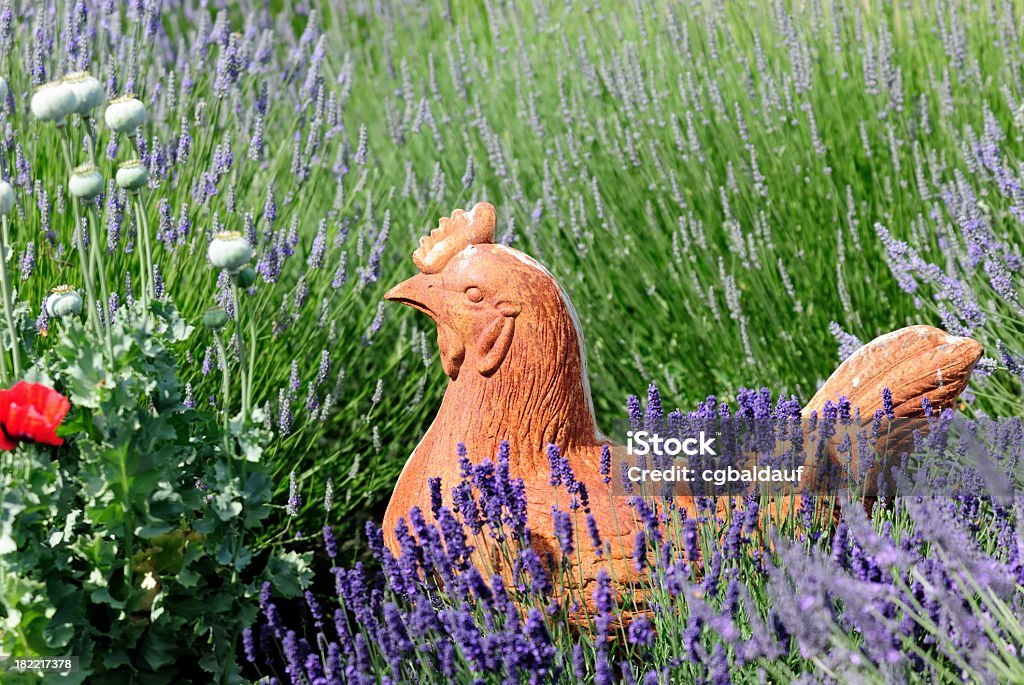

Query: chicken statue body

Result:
[383,202,983,594]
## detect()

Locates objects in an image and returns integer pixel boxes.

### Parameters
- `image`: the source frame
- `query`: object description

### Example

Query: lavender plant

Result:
[874,111,1024,414]
[248,387,1024,684]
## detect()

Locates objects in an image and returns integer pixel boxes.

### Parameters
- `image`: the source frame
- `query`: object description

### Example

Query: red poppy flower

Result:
[0,381,71,450]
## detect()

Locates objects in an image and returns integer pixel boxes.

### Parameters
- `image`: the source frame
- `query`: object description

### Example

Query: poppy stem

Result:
[129,194,150,311]
[213,329,233,463]
[86,207,114,359]
[134,189,156,305]
[59,128,104,355]
[83,115,99,166]
[0,297,8,384]
[0,216,20,379]
[230,281,249,427]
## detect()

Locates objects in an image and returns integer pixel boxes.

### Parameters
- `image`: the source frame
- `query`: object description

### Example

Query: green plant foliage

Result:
[0,301,311,683]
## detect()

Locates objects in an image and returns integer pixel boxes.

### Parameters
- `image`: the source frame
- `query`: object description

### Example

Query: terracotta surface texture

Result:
[382,202,984,600]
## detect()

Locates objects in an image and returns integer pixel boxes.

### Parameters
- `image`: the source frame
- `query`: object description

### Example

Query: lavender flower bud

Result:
[104,94,147,132]
[45,284,83,318]
[324,478,334,512]
[31,80,77,121]
[115,158,148,191]
[322,525,337,559]
[18,242,35,280]
[208,231,252,271]
[881,387,895,420]
[0,180,13,216]
[286,470,301,517]
[64,71,104,114]
[0,77,6,104]
[68,164,103,200]
[151,264,163,296]
[201,346,214,375]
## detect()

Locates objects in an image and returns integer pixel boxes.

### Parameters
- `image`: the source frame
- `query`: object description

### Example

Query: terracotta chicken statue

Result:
[382,201,983,594]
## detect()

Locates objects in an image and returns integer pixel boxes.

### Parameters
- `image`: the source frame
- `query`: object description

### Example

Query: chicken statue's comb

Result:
[412,202,496,273]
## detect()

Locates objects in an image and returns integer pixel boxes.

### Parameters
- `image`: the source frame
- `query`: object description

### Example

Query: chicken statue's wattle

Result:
[382,201,984,599]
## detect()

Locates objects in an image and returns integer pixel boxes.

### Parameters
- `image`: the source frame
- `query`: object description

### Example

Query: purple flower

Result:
[428,476,442,518]
[645,384,664,431]
[308,219,327,268]
[18,242,34,280]
[323,525,337,559]
[627,394,643,431]
[242,626,256,663]
[882,387,895,420]
[599,444,611,484]
[627,616,655,649]
[684,517,700,562]
[331,250,348,289]
[553,509,574,556]
[586,513,603,556]
[633,528,648,570]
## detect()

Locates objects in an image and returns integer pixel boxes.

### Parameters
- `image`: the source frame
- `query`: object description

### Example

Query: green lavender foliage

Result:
[321,0,1024,419]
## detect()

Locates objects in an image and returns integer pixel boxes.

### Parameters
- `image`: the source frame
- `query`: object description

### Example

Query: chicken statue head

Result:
[384,202,600,457]
[386,203,526,379]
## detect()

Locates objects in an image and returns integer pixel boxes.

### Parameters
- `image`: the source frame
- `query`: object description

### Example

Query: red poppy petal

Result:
[5,404,45,440]
[37,388,70,431]
[1,382,69,446]
[0,388,11,427]
[0,426,16,451]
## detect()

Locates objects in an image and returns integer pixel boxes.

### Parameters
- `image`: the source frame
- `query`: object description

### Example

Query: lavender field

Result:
[0,0,1022,683]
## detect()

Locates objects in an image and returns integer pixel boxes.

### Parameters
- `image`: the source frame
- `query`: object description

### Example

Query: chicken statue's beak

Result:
[384,272,439,321]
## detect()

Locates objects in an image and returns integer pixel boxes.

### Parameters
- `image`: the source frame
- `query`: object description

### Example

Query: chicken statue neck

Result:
[383,204,604,537]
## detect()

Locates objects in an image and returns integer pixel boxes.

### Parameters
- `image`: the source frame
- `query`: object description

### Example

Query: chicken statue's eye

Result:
[465,286,484,303]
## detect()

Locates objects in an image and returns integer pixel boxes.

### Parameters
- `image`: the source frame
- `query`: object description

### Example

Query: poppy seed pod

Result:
[208,231,252,272]
[0,181,14,217]
[104,94,147,132]
[31,80,77,122]
[233,267,257,288]
[46,285,83,318]
[116,159,148,191]
[69,164,104,200]
[202,308,229,330]
[64,71,104,114]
